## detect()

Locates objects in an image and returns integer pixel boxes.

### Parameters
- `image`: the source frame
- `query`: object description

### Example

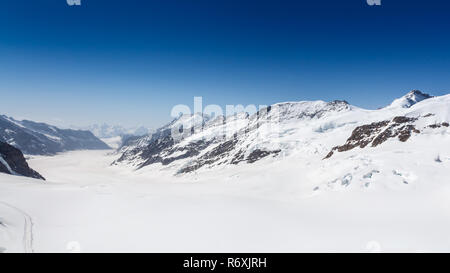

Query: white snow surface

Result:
[0,140,449,253]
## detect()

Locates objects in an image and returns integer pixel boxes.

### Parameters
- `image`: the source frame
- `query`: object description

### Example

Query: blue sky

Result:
[1,0,450,128]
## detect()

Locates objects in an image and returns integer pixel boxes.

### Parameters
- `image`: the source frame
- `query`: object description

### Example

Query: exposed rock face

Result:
[0,115,110,155]
[177,139,239,174]
[372,116,420,145]
[177,143,281,174]
[245,149,281,164]
[325,116,434,159]
[0,142,45,180]
[428,122,449,128]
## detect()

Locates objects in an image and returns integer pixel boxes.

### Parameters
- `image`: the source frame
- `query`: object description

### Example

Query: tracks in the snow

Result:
[0,201,34,253]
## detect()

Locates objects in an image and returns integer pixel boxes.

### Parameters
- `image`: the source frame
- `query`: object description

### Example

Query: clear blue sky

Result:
[1,0,450,128]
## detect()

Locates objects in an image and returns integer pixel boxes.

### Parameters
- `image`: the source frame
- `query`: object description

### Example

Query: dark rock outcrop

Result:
[428,122,449,129]
[324,116,421,159]
[246,149,281,164]
[177,139,239,174]
[0,142,45,180]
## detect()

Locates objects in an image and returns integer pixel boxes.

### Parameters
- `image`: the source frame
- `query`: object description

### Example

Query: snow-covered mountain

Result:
[0,141,44,180]
[387,90,433,109]
[113,90,450,178]
[112,99,358,172]
[0,115,110,155]
[78,123,151,139]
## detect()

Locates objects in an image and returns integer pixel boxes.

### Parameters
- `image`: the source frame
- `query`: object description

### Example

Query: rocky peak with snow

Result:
[388,90,433,109]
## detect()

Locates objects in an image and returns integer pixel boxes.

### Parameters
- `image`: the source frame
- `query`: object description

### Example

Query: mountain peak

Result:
[389,90,433,109]
[406,89,432,98]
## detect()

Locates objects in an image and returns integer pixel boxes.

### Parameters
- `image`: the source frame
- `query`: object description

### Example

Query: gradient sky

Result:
[1,0,450,128]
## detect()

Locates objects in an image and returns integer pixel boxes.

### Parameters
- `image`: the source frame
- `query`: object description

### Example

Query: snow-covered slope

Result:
[1,145,450,252]
[326,101,449,159]
[0,115,110,155]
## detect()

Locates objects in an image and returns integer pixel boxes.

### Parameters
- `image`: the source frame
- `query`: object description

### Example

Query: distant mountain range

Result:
[74,124,152,139]
[2,89,448,182]
[0,115,110,155]
[113,90,450,175]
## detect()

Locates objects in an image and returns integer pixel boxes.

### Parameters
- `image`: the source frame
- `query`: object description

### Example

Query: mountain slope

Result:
[0,115,110,155]
[325,94,450,159]
[0,142,45,180]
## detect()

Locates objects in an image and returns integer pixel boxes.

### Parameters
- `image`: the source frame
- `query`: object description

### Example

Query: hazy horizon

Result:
[1,89,446,130]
